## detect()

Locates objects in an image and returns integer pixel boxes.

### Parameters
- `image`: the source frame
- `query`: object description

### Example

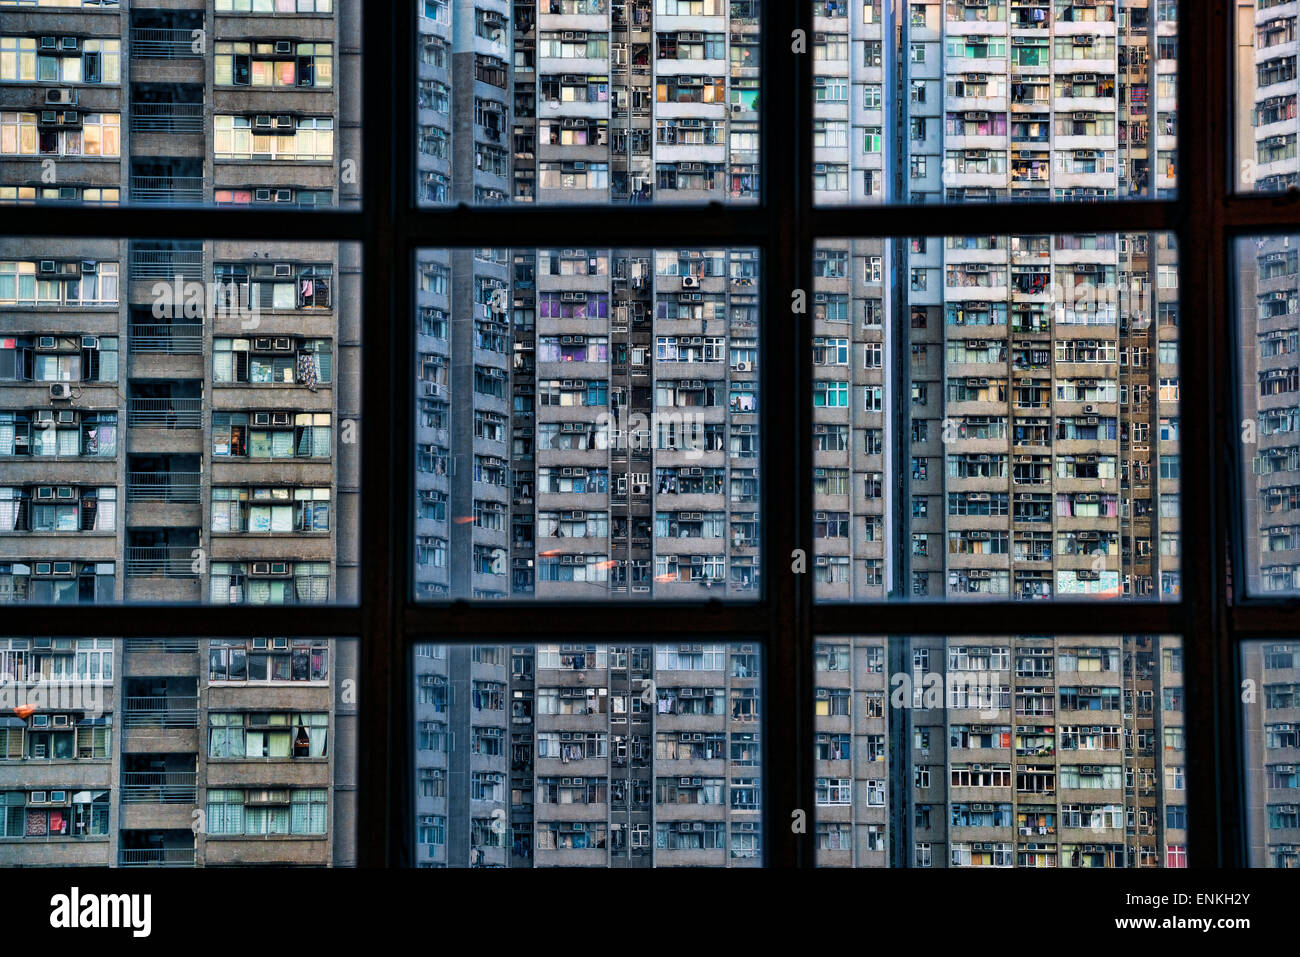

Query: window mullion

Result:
[360,0,400,868]
[1177,0,1232,869]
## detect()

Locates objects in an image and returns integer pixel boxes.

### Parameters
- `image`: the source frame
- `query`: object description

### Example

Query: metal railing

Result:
[118,848,196,866]
[129,323,204,354]
[122,695,199,728]
[129,176,204,205]
[120,770,198,803]
[124,637,199,653]
[131,102,204,134]
[127,471,201,503]
[130,27,203,59]
[125,546,199,578]
[127,397,202,429]
[128,249,203,281]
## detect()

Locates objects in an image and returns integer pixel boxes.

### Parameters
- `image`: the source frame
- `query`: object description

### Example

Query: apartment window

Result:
[208,639,328,682]
[214,115,334,160]
[0,112,120,157]
[215,42,333,88]
[206,788,328,836]
[209,712,328,758]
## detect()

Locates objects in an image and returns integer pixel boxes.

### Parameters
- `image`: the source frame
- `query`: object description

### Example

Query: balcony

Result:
[127,471,201,503]
[122,695,199,729]
[125,546,198,578]
[129,322,204,355]
[130,176,204,206]
[118,847,196,867]
[125,638,199,653]
[129,246,203,282]
[130,28,204,59]
[120,770,198,804]
[127,397,202,429]
[131,102,204,134]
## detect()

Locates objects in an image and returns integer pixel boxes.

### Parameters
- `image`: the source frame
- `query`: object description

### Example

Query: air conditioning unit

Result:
[45,88,76,106]
[681,276,700,290]
[49,383,72,401]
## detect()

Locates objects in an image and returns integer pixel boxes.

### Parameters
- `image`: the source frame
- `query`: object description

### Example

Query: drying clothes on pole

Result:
[297,351,319,391]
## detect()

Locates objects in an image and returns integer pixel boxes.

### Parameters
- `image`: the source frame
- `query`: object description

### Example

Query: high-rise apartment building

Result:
[404,0,1196,868]
[0,637,356,866]
[0,1,361,599]
[413,641,762,866]
[0,0,1263,873]
[414,1,763,600]
[1238,0,1300,594]
[1240,639,1300,868]
[814,635,1185,868]
[1233,1,1300,869]
[0,0,360,866]
[812,1,1180,601]
[412,634,1187,868]
[414,243,761,600]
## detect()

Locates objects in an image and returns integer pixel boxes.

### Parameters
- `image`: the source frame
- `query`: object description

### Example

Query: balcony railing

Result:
[125,546,199,578]
[120,771,198,804]
[131,102,204,134]
[130,176,204,206]
[125,637,199,653]
[129,322,204,355]
[127,397,202,429]
[129,249,203,281]
[118,848,196,867]
[130,27,204,59]
[127,471,201,504]
[122,695,199,728]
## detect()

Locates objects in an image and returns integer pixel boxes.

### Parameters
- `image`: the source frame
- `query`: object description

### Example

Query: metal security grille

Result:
[1,1,1277,869]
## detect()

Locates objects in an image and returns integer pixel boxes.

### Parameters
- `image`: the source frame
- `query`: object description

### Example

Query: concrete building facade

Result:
[0,0,361,866]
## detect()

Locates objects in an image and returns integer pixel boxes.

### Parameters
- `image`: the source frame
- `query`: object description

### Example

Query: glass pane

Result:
[813,0,1177,205]
[416,0,761,205]
[1241,639,1300,867]
[0,237,360,605]
[814,634,1185,867]
[413,246,761,601]
[813,232,1180,601]
[411,640,761,866]
[1236,2,1298,193]
[0,1,358,209]
[1236,234,1300,595]
[0,636,356,866]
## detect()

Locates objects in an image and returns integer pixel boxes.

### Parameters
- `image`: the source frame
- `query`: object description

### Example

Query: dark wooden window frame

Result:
[3,1,1283,868]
